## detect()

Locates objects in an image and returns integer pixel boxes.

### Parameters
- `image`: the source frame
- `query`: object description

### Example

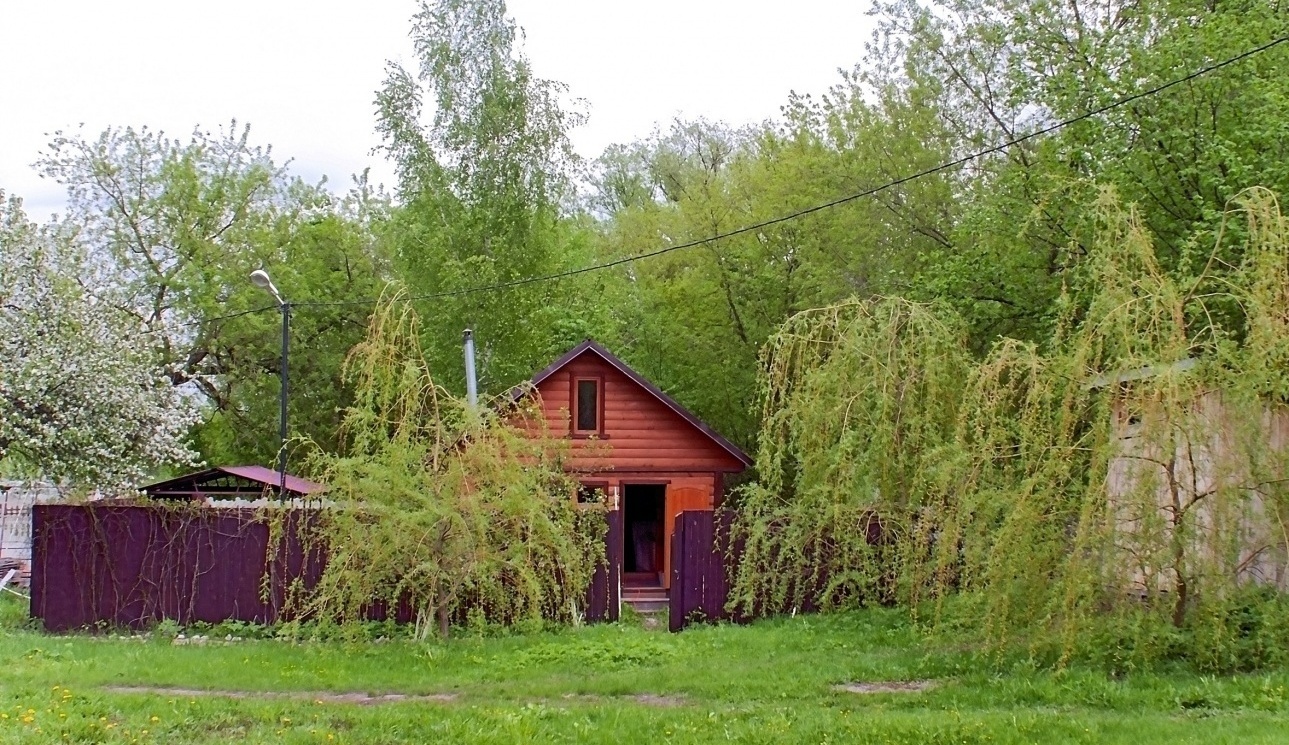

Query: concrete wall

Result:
[1108,391,1289,594]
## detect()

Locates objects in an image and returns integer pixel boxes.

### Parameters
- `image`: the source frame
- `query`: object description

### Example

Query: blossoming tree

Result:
[0,191,198,492]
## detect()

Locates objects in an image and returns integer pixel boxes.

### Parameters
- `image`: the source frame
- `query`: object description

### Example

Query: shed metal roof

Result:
[142,466,325,499]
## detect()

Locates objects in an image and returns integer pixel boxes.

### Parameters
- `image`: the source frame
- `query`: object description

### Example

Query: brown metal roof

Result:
[523,339,753,468]
[142,466,325,499]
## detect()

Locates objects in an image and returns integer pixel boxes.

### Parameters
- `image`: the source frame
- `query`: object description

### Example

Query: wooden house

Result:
[519,340,751,605]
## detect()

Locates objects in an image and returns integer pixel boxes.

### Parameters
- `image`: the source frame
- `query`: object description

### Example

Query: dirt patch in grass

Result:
[104,686,457,705]
[832,680,937,694]
[561,693,688,707]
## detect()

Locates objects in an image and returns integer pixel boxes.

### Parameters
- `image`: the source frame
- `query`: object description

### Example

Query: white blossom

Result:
[0,191,199,492]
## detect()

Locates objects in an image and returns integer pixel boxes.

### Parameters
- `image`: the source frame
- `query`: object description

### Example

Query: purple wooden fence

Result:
[668,509,888,631]
[31,504,619,632]
[587,509,622,623]
[668,510,739,632]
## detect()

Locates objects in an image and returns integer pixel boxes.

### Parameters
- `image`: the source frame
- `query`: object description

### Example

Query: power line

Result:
[269,35,1289,312]
[126,304,281,340]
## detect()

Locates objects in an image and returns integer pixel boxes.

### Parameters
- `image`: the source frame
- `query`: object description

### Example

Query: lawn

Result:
[1,594,1287,744]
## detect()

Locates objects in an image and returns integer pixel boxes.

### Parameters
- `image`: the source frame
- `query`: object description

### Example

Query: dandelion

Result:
[150,716,159,722]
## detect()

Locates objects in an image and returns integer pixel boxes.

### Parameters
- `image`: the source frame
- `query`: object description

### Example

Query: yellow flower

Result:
[150,716,159,722]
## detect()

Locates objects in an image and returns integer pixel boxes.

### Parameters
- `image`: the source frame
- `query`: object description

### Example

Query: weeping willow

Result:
[732,188,1289,669]
[297,291,604,639]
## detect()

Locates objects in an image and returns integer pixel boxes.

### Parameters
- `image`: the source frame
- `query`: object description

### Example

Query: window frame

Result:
[575,480,611,508]
[570,375,606,438]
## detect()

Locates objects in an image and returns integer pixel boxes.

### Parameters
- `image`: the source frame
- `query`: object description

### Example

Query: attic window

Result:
[575,378,600,433]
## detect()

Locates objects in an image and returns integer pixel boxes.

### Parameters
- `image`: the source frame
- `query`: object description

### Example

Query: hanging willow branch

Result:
[733,188,1289,670]
[298,289,604,639]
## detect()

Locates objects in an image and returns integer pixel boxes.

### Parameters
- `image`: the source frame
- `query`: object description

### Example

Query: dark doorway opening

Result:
[623,483,665,587]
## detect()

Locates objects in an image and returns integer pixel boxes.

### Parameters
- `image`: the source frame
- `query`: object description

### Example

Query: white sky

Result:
[0,0,876,220]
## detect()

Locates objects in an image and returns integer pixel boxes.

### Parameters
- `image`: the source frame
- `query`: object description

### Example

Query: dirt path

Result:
[103,686,691,707]
[103,686,457,706]
[832,680,937,694]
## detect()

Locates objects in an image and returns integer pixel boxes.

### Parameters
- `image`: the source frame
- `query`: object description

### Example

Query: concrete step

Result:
[623,586,669,614]
[624,597,669,613]
[624,588,668,598]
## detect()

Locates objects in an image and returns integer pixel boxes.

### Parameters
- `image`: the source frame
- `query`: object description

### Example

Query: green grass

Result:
[1,594,1287,743]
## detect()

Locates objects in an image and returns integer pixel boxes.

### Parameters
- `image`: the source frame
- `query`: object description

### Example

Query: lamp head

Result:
[249,269,285,305]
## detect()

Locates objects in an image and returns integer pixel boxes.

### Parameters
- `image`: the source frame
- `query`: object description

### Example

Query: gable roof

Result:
[142,466,325,499]
[524,339,753,468]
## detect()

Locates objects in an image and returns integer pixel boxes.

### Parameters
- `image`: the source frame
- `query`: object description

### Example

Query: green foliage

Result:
[35,124,390,467]
[511,635,675,671]
[299,292,604,638]
[377,0,608,395]
[734,190,1289,671]
[863,0,1289,343]
[4,603,1289,743]
[729,297,972,615]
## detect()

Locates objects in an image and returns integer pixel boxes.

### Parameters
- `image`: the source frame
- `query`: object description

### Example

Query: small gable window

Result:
[575,378,600,433]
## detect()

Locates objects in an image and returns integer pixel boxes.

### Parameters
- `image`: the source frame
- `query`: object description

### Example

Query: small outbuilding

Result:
[142,466,325,503]
[1101,360,1289,595]
[519,340,751,602]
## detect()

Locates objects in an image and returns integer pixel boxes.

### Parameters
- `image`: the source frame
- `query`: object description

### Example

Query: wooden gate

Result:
[663,486,710,589]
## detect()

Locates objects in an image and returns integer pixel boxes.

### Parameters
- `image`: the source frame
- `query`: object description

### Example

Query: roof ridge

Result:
[526,339,752,468]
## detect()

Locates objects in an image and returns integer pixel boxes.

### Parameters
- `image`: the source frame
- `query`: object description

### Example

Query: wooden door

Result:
[663,485,712,589]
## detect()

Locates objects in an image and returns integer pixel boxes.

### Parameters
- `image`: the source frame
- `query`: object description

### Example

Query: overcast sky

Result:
[0,0,876,220]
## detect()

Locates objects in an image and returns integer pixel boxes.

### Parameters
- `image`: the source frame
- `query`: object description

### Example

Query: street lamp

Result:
[250,269,290,496]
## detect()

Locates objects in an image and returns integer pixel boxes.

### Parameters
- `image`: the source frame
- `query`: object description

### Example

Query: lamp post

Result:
[250,269,289,497]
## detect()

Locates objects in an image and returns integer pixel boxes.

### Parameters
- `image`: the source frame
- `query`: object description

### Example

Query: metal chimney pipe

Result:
[463,329,478,407]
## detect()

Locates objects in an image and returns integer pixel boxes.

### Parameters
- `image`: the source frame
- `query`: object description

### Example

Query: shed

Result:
[1101,361,1289,595]
[519,340,751,600]
[142,466,325,503]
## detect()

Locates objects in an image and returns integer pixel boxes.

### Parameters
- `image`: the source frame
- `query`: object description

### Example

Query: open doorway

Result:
[622,483,665,587]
